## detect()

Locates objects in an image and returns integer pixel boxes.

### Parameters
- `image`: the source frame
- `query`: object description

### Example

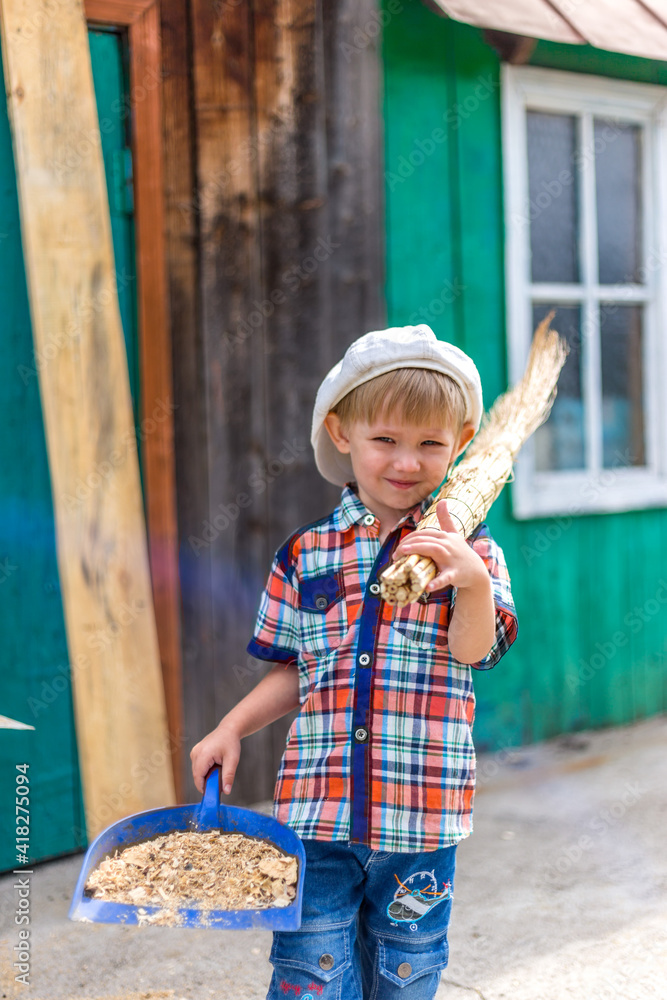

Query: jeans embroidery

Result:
[278,981,323,997]
[279,982,323,998]
[279,981,302,995]
[387,869,452,926]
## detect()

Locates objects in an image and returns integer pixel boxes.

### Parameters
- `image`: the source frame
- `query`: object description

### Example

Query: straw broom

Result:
[379,312,569,607]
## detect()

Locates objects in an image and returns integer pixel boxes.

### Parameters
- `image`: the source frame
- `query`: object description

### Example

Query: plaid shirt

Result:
[247,483,518,852]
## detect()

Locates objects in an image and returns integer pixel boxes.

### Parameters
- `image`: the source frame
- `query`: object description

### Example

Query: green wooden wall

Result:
[0,26,138,871]
[381,0,667,750]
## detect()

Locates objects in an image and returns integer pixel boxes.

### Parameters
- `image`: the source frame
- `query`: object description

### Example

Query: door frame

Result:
[85,0,184,800]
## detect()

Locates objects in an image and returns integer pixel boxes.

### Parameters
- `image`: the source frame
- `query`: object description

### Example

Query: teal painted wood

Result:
[88,29,143,511]
[0,28,138,870]
[382,0,667,750]
[382,1,458,346]
[529,39,667,85]
[88,28,140,431]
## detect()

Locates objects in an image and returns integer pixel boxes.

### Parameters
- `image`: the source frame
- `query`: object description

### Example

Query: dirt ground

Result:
[1,714,665,1000]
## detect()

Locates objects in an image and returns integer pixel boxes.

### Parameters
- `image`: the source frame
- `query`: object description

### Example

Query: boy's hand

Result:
[190,721,241,796]
[392,499,489,593]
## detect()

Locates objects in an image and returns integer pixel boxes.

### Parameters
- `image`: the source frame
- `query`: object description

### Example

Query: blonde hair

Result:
[331,367,467,436]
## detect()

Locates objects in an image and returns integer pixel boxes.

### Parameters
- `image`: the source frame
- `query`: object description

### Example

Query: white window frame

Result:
[502,64,667,519]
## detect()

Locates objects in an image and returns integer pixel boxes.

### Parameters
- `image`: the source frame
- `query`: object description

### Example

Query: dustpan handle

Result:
[199,765,222,825]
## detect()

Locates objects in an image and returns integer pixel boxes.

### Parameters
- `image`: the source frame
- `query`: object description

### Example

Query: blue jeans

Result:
[266,839,457,1000]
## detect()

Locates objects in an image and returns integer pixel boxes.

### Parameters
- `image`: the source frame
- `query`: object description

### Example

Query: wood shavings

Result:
[83,830,298,924]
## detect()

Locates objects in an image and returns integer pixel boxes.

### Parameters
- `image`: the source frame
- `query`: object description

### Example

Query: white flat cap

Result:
[311,324,483,486]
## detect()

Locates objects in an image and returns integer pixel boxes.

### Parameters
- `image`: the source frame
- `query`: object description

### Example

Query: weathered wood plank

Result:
[86,0,148,23]
[322,0,385,348]
[159,0,213,802]
[176,0,387,803]
[0,0,175,834]
[251,0,330,786]
[188,0,274,801]
[253,0,386,776]
[256,0,346,543]
[127,1,185,801]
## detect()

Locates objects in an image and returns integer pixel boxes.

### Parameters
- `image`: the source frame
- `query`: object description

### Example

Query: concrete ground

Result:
[1,715,665,1000]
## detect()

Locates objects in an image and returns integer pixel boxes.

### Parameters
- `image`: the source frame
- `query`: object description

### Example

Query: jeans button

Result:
[397,961,412,979]
[319,953,334,971]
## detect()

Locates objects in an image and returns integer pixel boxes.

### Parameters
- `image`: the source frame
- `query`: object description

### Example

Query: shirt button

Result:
[358,652,371,666]
[319,953,335,971]
[369,583,381,595]
[363,514,375,526]
[314,595,328,609]
[354,727,369,743]
[397,962,412,979]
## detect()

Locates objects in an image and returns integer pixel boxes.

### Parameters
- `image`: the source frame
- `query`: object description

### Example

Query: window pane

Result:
[595,119,642,284]
[532,304,585,471]
[527,111,579,283]
[599,304,645,467]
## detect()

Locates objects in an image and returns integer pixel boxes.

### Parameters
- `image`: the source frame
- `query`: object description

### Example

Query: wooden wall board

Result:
[252,0,338,782]
[174,0,385,801]
[157,0,209,803]
[322,0,385,350]
[0,0,175,835]
[187,0,270,801]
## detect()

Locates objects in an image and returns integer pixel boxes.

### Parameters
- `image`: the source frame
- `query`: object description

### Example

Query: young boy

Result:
[191,325,518,999]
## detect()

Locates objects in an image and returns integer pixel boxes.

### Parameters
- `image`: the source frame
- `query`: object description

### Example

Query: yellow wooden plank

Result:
[0,0,175,836]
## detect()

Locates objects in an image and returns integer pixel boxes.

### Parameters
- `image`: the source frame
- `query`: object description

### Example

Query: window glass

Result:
[595,119,642,284]
[532,303,585,471]
[599,304,645,467]
[527,111,579,283]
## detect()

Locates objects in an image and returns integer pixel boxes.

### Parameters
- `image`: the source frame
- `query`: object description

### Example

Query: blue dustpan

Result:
[68,767,304,929]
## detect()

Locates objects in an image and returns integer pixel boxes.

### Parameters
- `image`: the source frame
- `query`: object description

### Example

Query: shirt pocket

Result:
[298,570,348,658]
[391,588,452,648]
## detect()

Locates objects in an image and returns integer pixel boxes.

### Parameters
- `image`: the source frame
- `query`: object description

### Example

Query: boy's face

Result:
[323,411,475,526]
